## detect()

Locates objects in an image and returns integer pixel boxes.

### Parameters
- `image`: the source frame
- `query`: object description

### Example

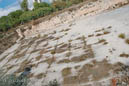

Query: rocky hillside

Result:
[0,0,129,86]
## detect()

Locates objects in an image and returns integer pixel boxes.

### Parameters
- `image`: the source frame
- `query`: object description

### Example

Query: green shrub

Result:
[8,10,23,27]
[34,7,53,17]
[19,11,34,23]
[0,10,23,31]
[0,70,28,86]
[0,34,4,38]
[0,23,10,31]
[0,16,10,31]
[69,0,83,4]
[118,33,125,39]
[20,0,29,11]
[33,2,50,10]
[52,0,67,10]
[8,10,23,19]
[20,7,53,24]
[46,79,60,86]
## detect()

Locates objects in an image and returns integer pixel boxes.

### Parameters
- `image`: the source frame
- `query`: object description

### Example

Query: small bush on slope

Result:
[45,79,60,86]
[52,0,67,10]
[118,33,125,39]
[20,0,29,11]
[20,7,53,24]
[33,2,50,10]
[0,10,23,32]
[0,70,28,86]
[125,39,129,44]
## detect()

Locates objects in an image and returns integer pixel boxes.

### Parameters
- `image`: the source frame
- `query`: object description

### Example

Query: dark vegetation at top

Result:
[0,0,85,32]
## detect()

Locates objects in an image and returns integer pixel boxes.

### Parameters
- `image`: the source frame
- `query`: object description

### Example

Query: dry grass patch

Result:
[98,39,106,44]
[63,76,79,85]
[120,53,129,58]
[35,60,46,67]
[35,73,46,79]
[113,62,124,73]
[96,33,103,36]
[28,37,38,45]
[28,73,34,78]
[71,51,94,63]
[60,28,70,32]
[51,50,56,55]
[31,49,41,53]
[57,59,71,64]
[6,65,15,70]
[65,52,72,57]
[71,54,88,63]
[71,45,94,62]
[103,31,110,34]
[47,36,55,40]
[56,48,67,53]
[40,49,45,55]
[74,65,81,70]
[77,60,112,83]
[62,67,72,77]
[16,60,31,73]
[103,42,108,45]
[64,28,70,32]
[118,33,125,39]
[36,55,42,61]
[20,45,29,50]
[8,51,26,62]
[36,39,48,45]
[125,39,129,44]
[58,43,68,49]
[37,36,54,44]
[37,34,41,38]
[107,26,112,29]
[95,28,104,32]
[76,37,82,40]
[0,54,8,62]
[64,33,68,35]
[73,46,82,50]
[51,30,57,34]
[40,49,50,55]
[44,58,55,66]
[88,34,94,37]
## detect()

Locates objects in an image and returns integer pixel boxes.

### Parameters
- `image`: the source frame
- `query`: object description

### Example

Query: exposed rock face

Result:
[16,25,32,40]
[16,29,24,39]
[1,0,129,86]
[22,0,129,38]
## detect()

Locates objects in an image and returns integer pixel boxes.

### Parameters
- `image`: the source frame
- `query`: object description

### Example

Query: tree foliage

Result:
[20,7,53,23]
[0,0,85,32]
[0,10,23,31]
[52,0,67,10]
[33,2,50,10]
[20,0,28,11]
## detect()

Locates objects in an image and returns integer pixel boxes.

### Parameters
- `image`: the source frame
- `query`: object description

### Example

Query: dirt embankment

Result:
[0,30,18,54]
[22,0,129,38]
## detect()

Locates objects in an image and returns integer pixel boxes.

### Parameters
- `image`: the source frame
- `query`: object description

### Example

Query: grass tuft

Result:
[103,31,110,34]
[120,53,129,58]
[62,67,71,77]
[118,33,125,39]
[125,39,129,44]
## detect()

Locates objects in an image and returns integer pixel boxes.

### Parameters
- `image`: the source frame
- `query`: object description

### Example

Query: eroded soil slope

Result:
[0,0,129,86]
